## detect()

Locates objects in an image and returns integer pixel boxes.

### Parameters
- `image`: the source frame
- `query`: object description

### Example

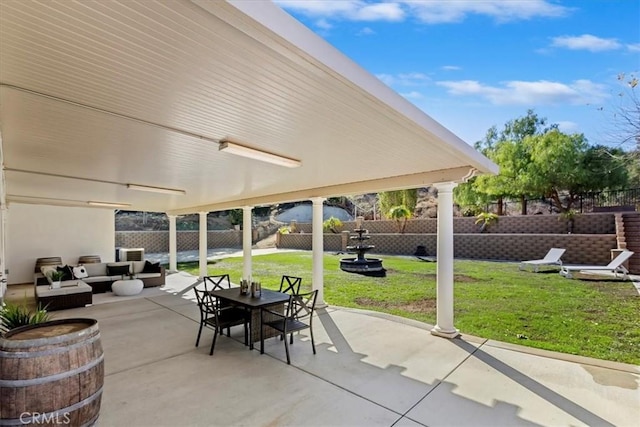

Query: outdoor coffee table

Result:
[112,278,144,296]
[35,280,93,311]
[210,288,289,350]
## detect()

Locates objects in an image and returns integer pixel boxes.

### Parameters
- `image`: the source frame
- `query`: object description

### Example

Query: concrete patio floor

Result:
[42,271,639,427]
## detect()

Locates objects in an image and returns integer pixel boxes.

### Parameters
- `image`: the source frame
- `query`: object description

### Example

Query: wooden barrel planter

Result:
[0,319,104,426]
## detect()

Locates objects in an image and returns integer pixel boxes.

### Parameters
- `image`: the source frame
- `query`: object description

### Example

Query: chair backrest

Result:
[286,290,318,323]
[204,274,231,292]
[606,250,634,268]
[279,275,302,295]
[193,287,217,316]
[543,248,566,262]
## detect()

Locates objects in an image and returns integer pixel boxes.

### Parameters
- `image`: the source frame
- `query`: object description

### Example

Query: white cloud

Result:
[401,0,570,24]
[276,0,570,24]
[441,65,461,71]
[315,18,333,30]
[436,79,608,106]
[627,43,640,52]
[551,34,622,52]
[556,121,579,133]
[275,1,404,22]
[401,91,424,99]
[376,72,430,86]
[357,27,376,36]
[354,2,404,21]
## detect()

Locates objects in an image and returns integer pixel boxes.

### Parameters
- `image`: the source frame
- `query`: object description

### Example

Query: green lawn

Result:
[177,251,640,365]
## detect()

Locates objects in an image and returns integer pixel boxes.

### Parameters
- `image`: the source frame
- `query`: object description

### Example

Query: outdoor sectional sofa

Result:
[36,260,166,293]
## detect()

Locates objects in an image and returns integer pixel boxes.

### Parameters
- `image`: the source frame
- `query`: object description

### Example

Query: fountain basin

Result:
[340,257,386,277]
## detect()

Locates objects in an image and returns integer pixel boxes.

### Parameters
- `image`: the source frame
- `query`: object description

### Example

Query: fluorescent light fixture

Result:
[88,201,132,208]
[219,139,301,168]
[127,184,186,195]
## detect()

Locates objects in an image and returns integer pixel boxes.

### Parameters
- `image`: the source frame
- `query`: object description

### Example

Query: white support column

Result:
[431,181,459,338]
[311,197,326,307]
[242,206,253,281]
[168,214,178,273]
[198,212,208,278]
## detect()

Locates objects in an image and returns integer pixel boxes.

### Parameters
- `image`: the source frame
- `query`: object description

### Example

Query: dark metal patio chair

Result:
[260,290,318,364]
[203,274,240,336]
[204,274,231,291]
[194,286,249,355]
[279,275,302,294]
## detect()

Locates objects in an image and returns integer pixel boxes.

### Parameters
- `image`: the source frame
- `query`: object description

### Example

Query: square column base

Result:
[431,326,460,339]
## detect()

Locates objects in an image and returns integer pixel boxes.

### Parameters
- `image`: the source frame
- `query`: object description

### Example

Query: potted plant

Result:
[475,212,499,233]
[0,300,50,336]
[323,216,343,233]
[47,270,65,288]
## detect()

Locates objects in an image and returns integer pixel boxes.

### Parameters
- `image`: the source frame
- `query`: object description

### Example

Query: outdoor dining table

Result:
[210,287,290,350]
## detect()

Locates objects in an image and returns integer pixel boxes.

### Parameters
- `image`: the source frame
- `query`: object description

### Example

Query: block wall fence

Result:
[281,213,623,267]
[115,213,634,269]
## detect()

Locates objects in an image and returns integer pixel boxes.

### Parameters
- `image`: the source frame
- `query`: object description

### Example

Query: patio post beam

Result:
[168,214,178,273]
[242,206,253,280]
[199,211,208,278]
[311,197,327,307]
[431,181,460,339]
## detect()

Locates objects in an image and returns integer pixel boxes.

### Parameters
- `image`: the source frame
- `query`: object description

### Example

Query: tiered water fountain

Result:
[340,217,386,277]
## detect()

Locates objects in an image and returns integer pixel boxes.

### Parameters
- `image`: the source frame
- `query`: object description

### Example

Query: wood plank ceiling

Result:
[0,0,497,214]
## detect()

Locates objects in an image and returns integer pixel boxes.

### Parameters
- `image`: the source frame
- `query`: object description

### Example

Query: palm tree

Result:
[387,205,411,233]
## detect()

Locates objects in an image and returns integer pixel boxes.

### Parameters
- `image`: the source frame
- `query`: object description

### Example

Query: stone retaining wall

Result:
[114,212,619,267]
[279,233,617,265]
[116,230,242,253]
[291,213,614,235]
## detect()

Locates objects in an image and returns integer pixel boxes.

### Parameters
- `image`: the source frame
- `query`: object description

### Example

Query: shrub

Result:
[475,212,499,232]
[323,216,343,233]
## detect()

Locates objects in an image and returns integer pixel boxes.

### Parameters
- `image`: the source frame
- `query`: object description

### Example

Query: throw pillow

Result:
[73,265,89,279]
[142,260,161,274]
[107,264,130,276]
[56,265,74,281]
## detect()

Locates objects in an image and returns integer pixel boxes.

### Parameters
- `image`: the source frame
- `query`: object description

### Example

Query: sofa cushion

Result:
[40,265,59,277]
[107,263,131,276]
[142,260,161,274]
[132,261,146,274]
[73,265,89,279]
[57,265,74,281]
[85,263,108,277]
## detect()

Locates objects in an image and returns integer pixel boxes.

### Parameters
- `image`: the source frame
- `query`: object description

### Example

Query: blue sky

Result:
[275,0,639,148]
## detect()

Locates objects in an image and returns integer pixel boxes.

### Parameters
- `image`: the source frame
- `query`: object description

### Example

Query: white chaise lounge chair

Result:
[519,248,566,272]
[559,250,634,279]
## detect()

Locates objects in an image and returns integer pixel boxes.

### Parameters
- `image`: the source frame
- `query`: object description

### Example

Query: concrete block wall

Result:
[291,213,614,235]
[278,233,616,265]
[115,230,242,253]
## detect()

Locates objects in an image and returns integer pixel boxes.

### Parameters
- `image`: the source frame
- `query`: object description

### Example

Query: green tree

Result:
[524,132,628,211]
[456,110,554,215]
[456,110,630,214]
[378,190,417,217]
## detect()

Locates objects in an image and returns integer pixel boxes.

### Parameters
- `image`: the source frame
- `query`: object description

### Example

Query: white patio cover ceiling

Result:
[0,0,497,215]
